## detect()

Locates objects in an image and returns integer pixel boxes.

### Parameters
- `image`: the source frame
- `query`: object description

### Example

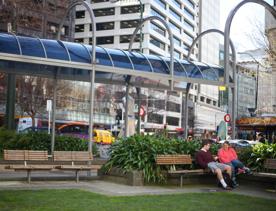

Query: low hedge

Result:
[0,127,98,157]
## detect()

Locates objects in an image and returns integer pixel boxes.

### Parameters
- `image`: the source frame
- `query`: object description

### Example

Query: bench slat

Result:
[54,151,93,161]
[56,165,102,170]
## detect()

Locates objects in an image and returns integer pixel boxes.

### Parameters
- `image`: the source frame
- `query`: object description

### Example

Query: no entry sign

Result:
[224,114,231,123]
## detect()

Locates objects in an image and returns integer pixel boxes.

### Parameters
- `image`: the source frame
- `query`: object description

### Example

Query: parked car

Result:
[218,139,256,148]
[57,123,115,144]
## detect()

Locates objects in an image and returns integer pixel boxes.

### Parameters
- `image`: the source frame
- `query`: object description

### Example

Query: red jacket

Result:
[218,147,238,163]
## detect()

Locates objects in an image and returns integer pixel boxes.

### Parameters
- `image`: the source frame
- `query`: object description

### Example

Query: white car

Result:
[219,139,257,148]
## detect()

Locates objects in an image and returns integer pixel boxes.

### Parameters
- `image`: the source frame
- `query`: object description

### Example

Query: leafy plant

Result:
[104,135,218,183]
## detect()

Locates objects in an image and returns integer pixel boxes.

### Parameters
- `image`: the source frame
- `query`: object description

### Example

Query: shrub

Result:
[104,134,219,183]
[247,143,276,171]
[0,128,98,156]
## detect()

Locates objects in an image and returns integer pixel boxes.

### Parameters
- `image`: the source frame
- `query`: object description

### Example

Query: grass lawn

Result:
[0,189,275,211]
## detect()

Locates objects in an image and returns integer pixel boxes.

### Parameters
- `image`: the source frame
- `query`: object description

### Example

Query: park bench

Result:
[156,154,206,187]
[254,159,276,188]
[4,150,53,183]
[53,151,102,182]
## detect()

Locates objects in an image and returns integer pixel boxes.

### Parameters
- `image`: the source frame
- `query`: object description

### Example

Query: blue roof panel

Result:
[63,42,91,63]
[41,40,69,60]
[0,34,20,55]
[18,36,45,58]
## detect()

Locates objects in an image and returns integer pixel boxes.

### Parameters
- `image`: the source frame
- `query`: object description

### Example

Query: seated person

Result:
[218,141,252,180]
[195,139,233,190]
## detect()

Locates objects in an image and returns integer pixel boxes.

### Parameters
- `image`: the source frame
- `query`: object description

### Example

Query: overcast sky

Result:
[219,0,274,52]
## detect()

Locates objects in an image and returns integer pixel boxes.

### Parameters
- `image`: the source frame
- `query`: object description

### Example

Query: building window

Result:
[184,0,195,9]
[184,31,194,43]
[172,0,181,8]
[148,113,163,124]
[151,22,166,36]
[169,7,181,21]
[120,19,139,29]
[169,21,181,34]
[184,19,194,31]
[120,34,140,43]
[154,0,166,9]
[167,116,179,126]
[93,7,115,17]
[76,11,85,19]
[213,101,217,106]
[149,50,162,56]
[169,47,181,59]
[150,36,165,50]
[184,7,194,20]
[75,24,84,33]
[96,22,114,31]
[121,5,142,14]
[96,36,114,45]
[200,96,205,102]
[173,36,181,47]
[167,101,180,112]
[151,7,166,20]
[206,98,211,104]
[75,38,84,43]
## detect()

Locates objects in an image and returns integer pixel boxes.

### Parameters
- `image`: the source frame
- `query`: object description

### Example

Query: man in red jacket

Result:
[195,139,232,190]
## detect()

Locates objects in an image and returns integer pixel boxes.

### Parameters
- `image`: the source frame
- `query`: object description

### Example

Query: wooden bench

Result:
[4,150,53,183]
[254,159,276,189]
[53,151,102,182]
[156,154,206,187]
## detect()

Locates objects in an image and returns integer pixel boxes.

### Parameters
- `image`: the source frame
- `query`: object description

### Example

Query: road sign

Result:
[224,114,231,123]
[139,106,145,116]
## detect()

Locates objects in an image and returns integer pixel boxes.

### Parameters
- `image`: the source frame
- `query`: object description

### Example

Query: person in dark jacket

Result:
[195,139,233,190]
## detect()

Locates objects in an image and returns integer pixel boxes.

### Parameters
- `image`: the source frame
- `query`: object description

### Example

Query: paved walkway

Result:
[0,180,275,200]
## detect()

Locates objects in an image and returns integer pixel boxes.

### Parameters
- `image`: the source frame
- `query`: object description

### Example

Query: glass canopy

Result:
[0,33,224,90]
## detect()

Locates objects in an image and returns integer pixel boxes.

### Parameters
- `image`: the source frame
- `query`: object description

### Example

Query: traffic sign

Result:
[139,106,145,116]
[224,114,231,123]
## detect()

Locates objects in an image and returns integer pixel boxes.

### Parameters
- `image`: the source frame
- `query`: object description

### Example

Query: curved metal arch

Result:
[9,33,22,55]
[55,0,97,156]
[57,40,71,61]
[128,16,175,89]
[224,0,276,85]
[134,51,154,73]
[80,43,92,63]
[183,28,237,139]
[198,61,220,80]
[36,38,48,58]
[188,60,205,79]
[118,49,135,71]
[175,58,188,78]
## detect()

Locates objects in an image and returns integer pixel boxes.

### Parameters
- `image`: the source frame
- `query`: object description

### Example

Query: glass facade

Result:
[150,36,165,50]
[184,7,194,20]
[151,22,166,36]
[169,7,181,21]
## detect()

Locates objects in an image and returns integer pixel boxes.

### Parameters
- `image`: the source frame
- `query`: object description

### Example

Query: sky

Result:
[219,0,274,52]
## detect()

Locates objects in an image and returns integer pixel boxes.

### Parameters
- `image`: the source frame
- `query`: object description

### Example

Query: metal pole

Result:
[124,82,130,137]
[5,74,16,129]
[51,75,57,156]
[57,0,97,155]
[255,64,259,112]
[185,29,236,139]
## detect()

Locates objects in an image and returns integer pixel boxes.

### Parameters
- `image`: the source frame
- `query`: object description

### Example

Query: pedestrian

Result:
[218,141,252,187]
[195,139,233,190]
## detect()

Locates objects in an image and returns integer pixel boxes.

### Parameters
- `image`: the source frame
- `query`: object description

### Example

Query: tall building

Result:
[0,0,72,39]
[74,0,200,133]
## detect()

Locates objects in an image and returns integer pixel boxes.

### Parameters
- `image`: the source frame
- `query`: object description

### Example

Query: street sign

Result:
[139,106,145,116]
[224,114,231,123]
[46,100,52,111]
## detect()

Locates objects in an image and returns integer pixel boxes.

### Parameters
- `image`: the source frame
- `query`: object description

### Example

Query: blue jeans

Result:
[231,159,245,170]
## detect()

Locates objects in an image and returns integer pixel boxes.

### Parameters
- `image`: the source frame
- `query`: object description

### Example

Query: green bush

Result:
[0,128,98,156]
[247,143,276,171]
[104,134,219,183]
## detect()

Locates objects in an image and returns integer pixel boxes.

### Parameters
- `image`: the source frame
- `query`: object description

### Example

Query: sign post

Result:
[224,114,231,140]
[46,100,52,134]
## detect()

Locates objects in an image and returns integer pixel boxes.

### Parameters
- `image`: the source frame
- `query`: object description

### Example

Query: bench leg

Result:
[76,170,79,183]
[180,175,183,187]
[27,170,31,184]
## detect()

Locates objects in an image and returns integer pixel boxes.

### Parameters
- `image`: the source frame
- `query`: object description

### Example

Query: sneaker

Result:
[223,186,232,190]
[237,168,245,175]
[245,168,253,175]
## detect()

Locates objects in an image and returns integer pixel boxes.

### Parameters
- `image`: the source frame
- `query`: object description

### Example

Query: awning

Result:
[0,33,225,90]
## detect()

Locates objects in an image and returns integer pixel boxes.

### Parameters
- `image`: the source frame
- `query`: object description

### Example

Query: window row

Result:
[75,35,140,45]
